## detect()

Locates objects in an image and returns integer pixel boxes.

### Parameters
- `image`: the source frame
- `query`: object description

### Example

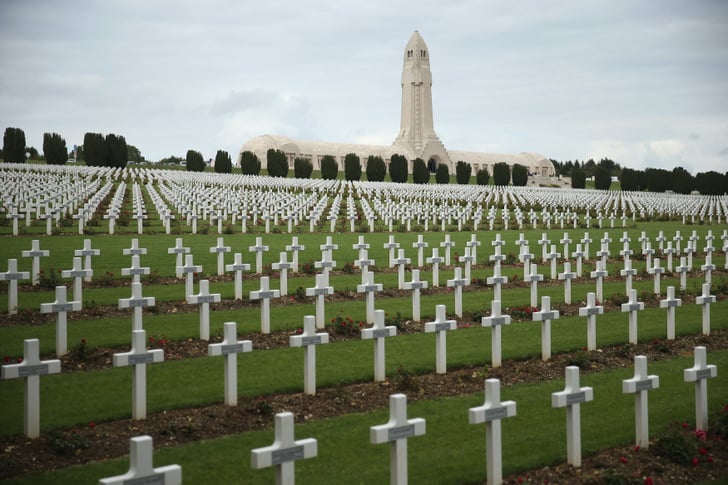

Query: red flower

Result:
[707,455,714,463]
[619,456,628,464]
[682,422,690,429]
[295,328,302,335]
[699,447,707,455]
[17,357,22,363]
[517,477,524,484]
[149,337,154,343]
[692,456,699,467]
[633,445,640,453]
[89,421,96,429]
[644,478,653,485]
[341,322,346,327]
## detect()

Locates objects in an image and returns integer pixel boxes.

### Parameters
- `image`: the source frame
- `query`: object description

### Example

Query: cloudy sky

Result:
[2,0,727,173]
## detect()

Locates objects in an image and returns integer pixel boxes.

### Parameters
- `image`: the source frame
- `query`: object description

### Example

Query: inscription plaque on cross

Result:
[370,393,426,485]
[622,355,659,449]
[208,321,252,406]
[552,366,594,467]
[290,315,329,395]
[251,412,318,485]
[113,329,164,420]
[40,285,81,356]
[424,304,457,374]
[99,435,181,485]
[469,379,517,485]
[123,238,147,257]
[122,254,151,284]
[361,310,397,382]
[1,338,61,438]
[684,346,717,431]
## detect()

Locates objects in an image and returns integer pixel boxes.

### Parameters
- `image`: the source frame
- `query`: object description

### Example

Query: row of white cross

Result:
[87,346,717,485]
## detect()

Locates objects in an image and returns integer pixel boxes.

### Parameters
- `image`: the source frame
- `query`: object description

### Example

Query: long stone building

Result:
[240,31,556,177]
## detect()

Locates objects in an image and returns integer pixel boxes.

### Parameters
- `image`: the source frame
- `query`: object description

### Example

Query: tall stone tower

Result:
[393,30,452,169]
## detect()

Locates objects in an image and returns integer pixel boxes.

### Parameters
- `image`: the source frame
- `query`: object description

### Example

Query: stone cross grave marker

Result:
[272,252,293,297]
[675,256,690,290]
[208,321,252,406]
[695,282,716,336]
[21,239,49,286]
[590,260,608,303]
[113,329,164,419]
[122,254,150,284]
[123,238,147,257]
[62,257,92,303]
[187,280,221,340]
[40,285,81,356]
[1,259,29,314]
[354,248,375,285]
[226,253,251,301]
[424,304,457,374]
[552,366,594,467]
[647,257,664,295]
[1,338,61,438]
[622,355,659,449]
[357,268,383,324]
[557,261,577,304]
[250,276,281,334]
[533,296,560,361]
[209,237,231,276]
[426,248,444,287]
[167,238,190,279]
[481,300,511,368]
[546,245,561,280]
[74,239,100,282]
[525,263,543,308]
[468,233,482,263]
[673,230,684,253]
[489,234,505,269]
[306,273,333,329]
[440,234,455,266]
[286,237,305,273]
[290,315,329,395]
[487,261,508,302]
[361,309,397,382]
[249,237,269,274]
[393,249,411,290]
[314,247,336,281]
[560,232,572,260]
[664,241,676,272]
[178,254,202,300]
[385,235,401,268]
[659,286,681,340]
[620,258,638,294]
[446,267,468,317]
[519,244,534,280]
[621,289,645,345]
[403,269,428,321]
[580,232,592,261]
[537,233,550,262]
[684,346,717,431]
[701,252,715,285]
[251,412,318,485]
[99,435,181,485]
[459,247,476,282]
[370,393,426,485]
[684,239,696,270]
[579,292,604,351]
[469,379,516,485]
[413,235,429,267]
[119,282,156,331]
[572,243,585,277]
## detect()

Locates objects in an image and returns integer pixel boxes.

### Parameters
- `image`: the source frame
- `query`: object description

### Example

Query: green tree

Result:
[571,166,586,189]
[389,153,408,183]
[476,168,490,185]
[455,161,471,184]
[511,163,528,186]
[214,150,232,173]
[127,145,145,164]
[26,146,40,160]
[435,163,449,184]
[43,132,68,165]
[593,166,611,190]
[240,151,261,175]
[266,149,288,177]
[646,168,671,192]
[294,157,313,179]
[320,155,338,180]
[344,153,362,181]
[106,134,128,168]
[694,171,726,195]
[620,168,639,191]
[412,158,429,184]
[492,162,510,186]
[83,132,106,166]
[365,155,386,182]
[3,127,27,163]
[671,167,694,194]
[186,150,205,172]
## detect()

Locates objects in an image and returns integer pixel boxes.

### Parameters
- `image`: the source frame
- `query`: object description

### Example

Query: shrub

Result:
[320,155,338,180]
[493,162,510,186]
[435,164,449,184]
[266,148,288,177]
[365,155,386,181]
[412,158,429,184]
[240,150,261,175]
[476,168,490,185]
[294,157,313,179]
[185,150,205,172]
[511,163,528,186]
[213,150,232,173]
[455,160,472,184]
[389,153,408,183]
[344,153,362,181]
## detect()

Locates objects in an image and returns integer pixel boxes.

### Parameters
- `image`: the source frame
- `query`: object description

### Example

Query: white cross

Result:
[314,248,337,281]
[208,321,252,406]
[620,258,638,294]
[209,237,231,276]
[684,239,696,269]
[285,237,305,273]
[249,237,269,274]
[519,245,534,280]
[187,279,221,340]
[122,254,151,284]
[1,258,29,314]
[393,249,411,290]
[596,242,610,270]
[123,238,147,257]
[178,254,202,299]
[467,234,482,262]
[552,366,594,467]
[250,276,281,334]
[459,246,476,282]
[319,235,338,257]
[61,257,91,303]
[590,260,608,303]
[40,285,81,356]
[99,435,181,485]
[225,253,251,301]
[426,248,444,287]
[385,235,401,268]
[251,412,318,485]
[357,269,383,324]
[646,257,663,295]
[412,235,429,267]
[290,315,329,395]
[571,244,585,277]
[272,252,293,297]
[579,292,604,350]
[546,245,561,280]
[403,269,428,321]
[701,252,715,284]
[306,273,333,329]
[673,230,683,253]
[537,233,550,262]
[21,239,49,286]
[580,233,592,261]
[684,346,717,431]
[675,256,690,290]
[119,282,156,331]
[361,309,397,381]
[469,379,516,485]
[621,288,645,344]
[481,300,511,368]
[1,338,61,438]
[167,238,190,279]
[7,208,22,235]
[446,267,468,317]
[524,263,543,308]
[487,262,508,302]
[533,296,560,361]
[74,239,100,282]
[424,304,456,374]
[354,248,375,285]
[440,234,455,266]
[370,393,426,485]
[622,355,659,449]
[620,239,633,260]
[489,234,505,267]
[659,286,681,340]
[663,242,676,272]
[557,261,577,304]
[695,282,716,336]
[113,329,164,419]
[560,232,572,260]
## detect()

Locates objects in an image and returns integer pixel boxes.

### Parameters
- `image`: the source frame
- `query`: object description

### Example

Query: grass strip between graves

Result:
[3,350,727,485]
